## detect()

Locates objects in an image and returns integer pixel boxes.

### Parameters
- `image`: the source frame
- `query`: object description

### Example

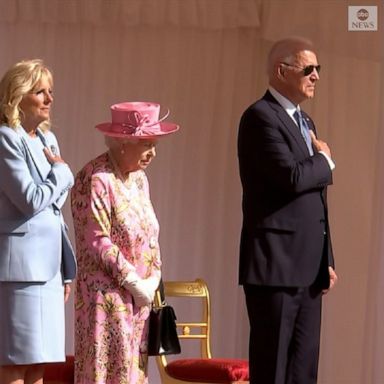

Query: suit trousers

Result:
[244,284,322,384]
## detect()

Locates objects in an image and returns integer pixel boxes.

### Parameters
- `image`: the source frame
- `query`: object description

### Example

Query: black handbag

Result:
[147,279,181,356]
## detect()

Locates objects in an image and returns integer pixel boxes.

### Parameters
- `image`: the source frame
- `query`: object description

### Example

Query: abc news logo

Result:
[348,6,378,31]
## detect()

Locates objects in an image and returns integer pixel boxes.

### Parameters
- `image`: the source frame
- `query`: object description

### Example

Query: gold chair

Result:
[154,279,249,384]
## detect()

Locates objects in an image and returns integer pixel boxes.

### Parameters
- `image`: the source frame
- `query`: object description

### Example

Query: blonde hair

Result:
[0,59,53,130]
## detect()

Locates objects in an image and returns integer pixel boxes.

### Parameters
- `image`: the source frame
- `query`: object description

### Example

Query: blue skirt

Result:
[0,269,65,365]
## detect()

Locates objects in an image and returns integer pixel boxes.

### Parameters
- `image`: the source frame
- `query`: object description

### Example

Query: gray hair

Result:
[104,135,138,149]
[267,36,315,77]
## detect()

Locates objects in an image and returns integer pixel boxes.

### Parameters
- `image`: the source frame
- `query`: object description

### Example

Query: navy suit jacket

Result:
[0,125,76,282]
[238,91,334,288]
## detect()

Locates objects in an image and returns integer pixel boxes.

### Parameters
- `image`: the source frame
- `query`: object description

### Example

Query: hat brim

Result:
[95,122,179,139]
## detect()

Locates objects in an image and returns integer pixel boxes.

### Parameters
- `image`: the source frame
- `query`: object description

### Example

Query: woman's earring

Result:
[120,146,125,155]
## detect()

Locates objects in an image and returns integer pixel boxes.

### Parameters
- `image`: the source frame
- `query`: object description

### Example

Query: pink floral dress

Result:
[71,152,161,384]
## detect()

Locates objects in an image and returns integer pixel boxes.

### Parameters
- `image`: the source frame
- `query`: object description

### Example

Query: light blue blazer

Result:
[0,125,76,282]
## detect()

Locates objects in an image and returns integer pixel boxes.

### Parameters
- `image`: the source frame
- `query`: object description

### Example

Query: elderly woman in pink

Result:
[70,102,179,384]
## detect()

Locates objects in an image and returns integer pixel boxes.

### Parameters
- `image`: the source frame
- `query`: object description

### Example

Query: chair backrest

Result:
[155,279,212,370]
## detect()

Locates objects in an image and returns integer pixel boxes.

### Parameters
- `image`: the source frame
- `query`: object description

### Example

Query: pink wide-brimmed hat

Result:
[95,101,179,138]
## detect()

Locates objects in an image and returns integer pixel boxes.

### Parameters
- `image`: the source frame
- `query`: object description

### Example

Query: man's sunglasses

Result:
[281,62,321,76]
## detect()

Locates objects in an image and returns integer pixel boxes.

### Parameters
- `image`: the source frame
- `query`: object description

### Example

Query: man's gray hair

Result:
[267,36,315,76]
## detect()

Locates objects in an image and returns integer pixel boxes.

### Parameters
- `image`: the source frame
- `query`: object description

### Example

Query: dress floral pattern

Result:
[71,152,161,384]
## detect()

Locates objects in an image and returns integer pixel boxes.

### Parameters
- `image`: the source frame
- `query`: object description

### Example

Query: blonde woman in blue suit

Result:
[0,60,76,384]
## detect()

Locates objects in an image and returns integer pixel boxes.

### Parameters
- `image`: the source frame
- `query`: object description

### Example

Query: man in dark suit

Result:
[237,37,338,384]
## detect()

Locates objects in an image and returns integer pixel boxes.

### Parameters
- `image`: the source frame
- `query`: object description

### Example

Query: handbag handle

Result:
[155,278,166,307]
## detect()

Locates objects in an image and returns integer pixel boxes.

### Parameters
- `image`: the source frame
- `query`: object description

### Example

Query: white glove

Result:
[123,272,160,307]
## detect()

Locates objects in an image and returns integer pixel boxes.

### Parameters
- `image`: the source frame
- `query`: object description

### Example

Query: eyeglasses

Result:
[281,62,321,76]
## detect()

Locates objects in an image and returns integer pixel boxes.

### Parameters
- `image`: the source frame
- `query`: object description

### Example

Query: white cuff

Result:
[319,151,335,170]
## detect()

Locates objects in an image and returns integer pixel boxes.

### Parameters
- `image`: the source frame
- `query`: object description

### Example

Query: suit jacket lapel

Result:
[18,127,46,182]
[263,91,311,156]
[19,127,62,213]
